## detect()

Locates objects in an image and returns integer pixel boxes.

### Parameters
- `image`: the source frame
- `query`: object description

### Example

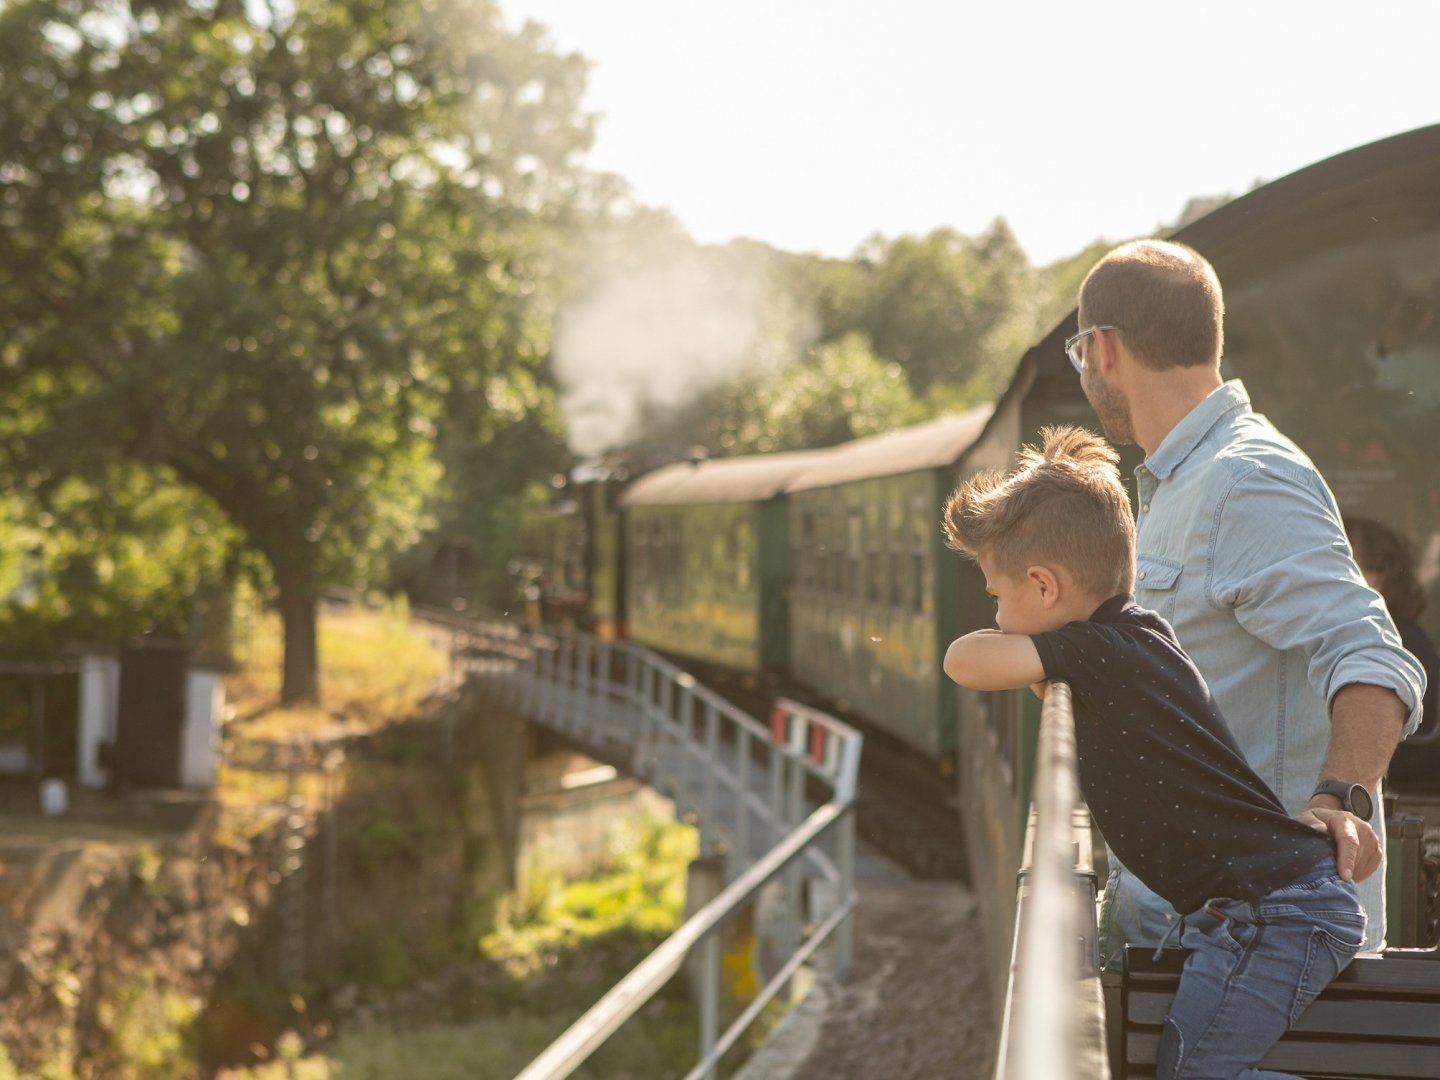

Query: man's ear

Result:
[1093,326,1124,377]
[1026,565,1062,608]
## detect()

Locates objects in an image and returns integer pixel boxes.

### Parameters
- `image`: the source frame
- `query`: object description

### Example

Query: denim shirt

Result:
[1117,380,1425,951]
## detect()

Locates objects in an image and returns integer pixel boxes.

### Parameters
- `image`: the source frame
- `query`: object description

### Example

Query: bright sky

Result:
[499,0,1440,266]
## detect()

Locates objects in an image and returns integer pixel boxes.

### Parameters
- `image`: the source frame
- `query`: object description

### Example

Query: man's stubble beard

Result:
[1083,369,1135,447]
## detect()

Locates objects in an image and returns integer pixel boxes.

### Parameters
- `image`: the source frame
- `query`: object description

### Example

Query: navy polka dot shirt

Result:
[1031,594,1336,915]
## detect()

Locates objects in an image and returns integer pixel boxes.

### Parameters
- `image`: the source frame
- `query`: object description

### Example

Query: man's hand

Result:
[1298,803,1383,882]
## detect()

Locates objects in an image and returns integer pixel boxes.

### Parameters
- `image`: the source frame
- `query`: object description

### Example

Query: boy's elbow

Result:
[944,638,980,687]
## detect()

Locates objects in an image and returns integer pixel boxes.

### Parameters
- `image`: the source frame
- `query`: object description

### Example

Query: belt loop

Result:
[1152,915,1183,962]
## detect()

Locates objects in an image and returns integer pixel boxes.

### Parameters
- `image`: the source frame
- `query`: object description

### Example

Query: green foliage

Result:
[351,809,423,877]
[217,1004,700,1080]
[0,0,592,700]
[129,843,163,895]
[93,967,202,1080]
[227,596,446,723]
[216,818,705,1080]
[339,929,416,994]
[480,817,696,979]
[0,470,240,658]
[848,220,1039,399]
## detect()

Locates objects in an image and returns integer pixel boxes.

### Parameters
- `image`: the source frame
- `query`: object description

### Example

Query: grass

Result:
[226,593,450,734]
[213,1007,699,1080]
[216,597,451,832]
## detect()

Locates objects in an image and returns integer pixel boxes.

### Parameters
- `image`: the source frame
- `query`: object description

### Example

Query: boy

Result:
[942,425,1368,1080]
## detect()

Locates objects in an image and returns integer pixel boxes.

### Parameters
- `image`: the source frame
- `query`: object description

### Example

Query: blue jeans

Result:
[1157,866,1366,1080]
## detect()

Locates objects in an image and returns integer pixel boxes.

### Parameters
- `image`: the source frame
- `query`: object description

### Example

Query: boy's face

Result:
[977,551,1068,636]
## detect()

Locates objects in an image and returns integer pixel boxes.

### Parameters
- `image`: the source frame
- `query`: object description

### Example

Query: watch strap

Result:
[1311,780,1370,817]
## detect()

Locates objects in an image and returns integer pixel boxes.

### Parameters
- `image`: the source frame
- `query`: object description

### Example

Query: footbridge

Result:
[460,619,863,1080]
[448,615,1108,1080]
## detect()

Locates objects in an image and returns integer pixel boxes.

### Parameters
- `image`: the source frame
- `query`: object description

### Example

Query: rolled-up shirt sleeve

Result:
[1208,463,1425,736]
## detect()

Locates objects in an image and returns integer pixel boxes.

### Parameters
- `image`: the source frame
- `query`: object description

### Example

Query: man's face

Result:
[1077,311,1136,445]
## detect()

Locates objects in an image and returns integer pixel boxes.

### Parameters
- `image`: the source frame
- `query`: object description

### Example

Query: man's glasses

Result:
[1064,325,1119,374]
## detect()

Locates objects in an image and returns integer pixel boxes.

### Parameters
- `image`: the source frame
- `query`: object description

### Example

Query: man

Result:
[1070,239,1425,956]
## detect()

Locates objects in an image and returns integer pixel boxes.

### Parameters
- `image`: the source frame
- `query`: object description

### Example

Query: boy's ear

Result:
[1026,565,1062,607]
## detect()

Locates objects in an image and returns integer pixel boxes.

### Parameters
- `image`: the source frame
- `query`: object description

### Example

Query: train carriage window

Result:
[865,496,884,607]
[911,500,929,614]
[889,495,907,609]
[735,518,752,590]
[846,509,863,601]
[665,522,682,603]
[828,510,844,595]
[797,510,816,593]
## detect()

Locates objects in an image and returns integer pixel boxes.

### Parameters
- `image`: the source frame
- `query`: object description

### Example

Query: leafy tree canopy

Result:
[0,0,594,701]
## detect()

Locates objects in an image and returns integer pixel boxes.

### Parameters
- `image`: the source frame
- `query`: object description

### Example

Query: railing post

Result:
[736,726,752,867]
[769,729,786,849]
[699,930,721,1080]
[634,663,657,776]
[575,637,593,739]
[535,639,554,719]
[555,636,574,728]
[653,674,675,799]
[678,686,697,822]
[593,642,611,742]
[784,742,806,969]
[703,701,720,851]
[835,803,855,979]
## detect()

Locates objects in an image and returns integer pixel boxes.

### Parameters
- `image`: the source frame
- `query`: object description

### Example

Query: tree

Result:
[0,0,592,702]
[628,332,922,457]
[851,220,1038,400]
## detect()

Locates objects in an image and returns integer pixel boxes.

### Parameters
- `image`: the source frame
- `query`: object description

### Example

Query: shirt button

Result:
[1139,571,1146,581]
[1142,503,1150,512]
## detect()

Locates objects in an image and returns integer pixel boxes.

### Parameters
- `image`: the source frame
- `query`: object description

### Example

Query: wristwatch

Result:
[1311,780,1374,821]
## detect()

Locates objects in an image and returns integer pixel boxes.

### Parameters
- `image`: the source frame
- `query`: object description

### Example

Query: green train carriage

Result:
[784,406,1006,765]
[620,451,830,673]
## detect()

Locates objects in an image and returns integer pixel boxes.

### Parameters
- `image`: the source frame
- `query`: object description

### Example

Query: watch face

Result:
[1349,784,1374,821]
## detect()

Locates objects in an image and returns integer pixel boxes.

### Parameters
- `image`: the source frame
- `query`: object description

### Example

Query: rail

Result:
[995,681,1109,1080]
[457,617,863,1080]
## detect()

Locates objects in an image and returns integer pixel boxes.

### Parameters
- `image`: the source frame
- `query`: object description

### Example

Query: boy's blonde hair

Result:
[943,425,1135,596]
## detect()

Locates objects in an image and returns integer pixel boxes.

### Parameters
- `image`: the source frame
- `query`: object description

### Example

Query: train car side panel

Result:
[759,499,792,671]
[626,502,764,672]
[789,472,944,755]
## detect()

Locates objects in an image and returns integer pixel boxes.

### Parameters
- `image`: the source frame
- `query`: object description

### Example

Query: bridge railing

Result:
[995,680,1109,1080]
[457,618,863,1080]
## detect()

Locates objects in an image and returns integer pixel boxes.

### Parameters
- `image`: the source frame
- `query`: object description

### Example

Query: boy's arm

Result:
[944,630,1048,691]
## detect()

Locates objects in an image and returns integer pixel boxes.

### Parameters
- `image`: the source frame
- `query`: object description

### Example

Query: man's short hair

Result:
[1079,239,1224,370]
[943,425,1135,596]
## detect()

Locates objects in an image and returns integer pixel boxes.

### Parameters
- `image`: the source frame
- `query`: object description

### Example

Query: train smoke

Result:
[551,234,814,456]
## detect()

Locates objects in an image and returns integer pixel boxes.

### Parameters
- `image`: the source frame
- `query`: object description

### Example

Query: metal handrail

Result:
[995,681,1109,1080]
[515,801,855,1080]
[463,620,862,1080]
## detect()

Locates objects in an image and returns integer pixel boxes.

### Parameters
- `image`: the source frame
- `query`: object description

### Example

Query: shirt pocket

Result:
[1136,553,1183,621]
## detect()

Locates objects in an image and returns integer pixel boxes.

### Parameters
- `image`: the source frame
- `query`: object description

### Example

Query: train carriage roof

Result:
[996,123,1440,399]
[620,448,834,506]
[785,404,995,493]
